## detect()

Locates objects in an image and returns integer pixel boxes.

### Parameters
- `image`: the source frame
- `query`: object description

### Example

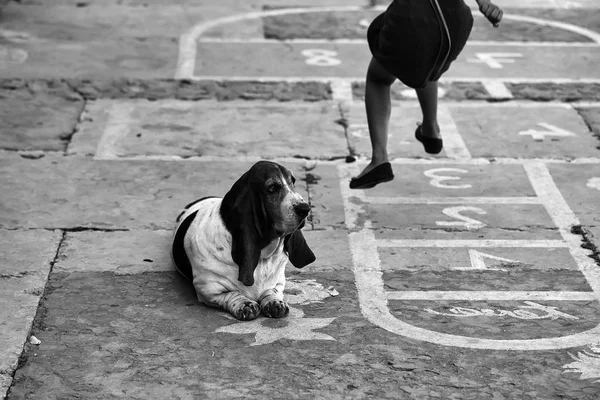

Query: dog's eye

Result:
[267,182,281,193]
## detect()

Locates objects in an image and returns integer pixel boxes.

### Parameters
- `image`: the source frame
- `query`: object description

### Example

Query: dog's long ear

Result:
[220,171,270,286]
[284,229,316,269]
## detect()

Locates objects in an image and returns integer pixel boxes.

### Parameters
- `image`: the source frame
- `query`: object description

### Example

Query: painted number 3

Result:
[424,168,472,189]
[301,49,341,66]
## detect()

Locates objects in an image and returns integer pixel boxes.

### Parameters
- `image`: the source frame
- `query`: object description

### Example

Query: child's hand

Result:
[477,0,503,27]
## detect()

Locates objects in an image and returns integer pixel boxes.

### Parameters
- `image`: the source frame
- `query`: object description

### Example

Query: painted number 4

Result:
[301,49,341,66]
[519,123,576,141]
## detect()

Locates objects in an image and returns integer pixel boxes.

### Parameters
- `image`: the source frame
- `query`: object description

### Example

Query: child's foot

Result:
[415,123,443,154]
[350,161,394,189]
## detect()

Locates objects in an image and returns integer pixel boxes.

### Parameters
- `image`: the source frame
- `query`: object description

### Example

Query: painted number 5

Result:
[301,49,341,66]
[424,168,472,189]
[436,206,487,230]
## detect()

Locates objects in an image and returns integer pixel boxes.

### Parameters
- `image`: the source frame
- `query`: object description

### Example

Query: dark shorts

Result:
[367,0,474,89]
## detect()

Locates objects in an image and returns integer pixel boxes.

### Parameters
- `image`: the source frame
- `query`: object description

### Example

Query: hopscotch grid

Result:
[338,158,600,350]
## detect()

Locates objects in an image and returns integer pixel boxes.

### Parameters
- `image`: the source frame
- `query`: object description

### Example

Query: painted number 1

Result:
[301,49,341,66]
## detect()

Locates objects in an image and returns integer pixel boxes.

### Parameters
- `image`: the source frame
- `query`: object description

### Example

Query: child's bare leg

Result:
[356,57,396,178]
[415,81,441,139]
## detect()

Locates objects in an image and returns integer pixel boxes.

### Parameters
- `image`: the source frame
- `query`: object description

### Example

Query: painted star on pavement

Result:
[215,307,336,346]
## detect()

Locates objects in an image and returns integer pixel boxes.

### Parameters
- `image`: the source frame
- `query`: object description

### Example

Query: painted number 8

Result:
[301,49,341,66]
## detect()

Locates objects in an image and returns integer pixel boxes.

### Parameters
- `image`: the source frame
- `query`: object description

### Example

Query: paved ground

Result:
[2,0,600,399]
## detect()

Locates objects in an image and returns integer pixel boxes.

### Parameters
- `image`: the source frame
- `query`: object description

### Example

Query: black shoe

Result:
[349,162,394,189]
[415,124,443,154]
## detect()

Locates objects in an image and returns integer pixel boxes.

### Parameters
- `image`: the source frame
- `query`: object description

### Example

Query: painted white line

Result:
[365,196,542,205]
[506,14,600,44]
[386,291,597,302]
[468,0,600,9]
[330,78,354,103]
[438,104,471,160]
[384,157,600,164]
[92,154,322,166]
[573,101,600,108]
[196,38,600,47]
[189,75,600,85]
[524,163,600,299]
[377,239,568,248]
[437,101,573,108]
[482,80,514,99]
[94,102,135,159]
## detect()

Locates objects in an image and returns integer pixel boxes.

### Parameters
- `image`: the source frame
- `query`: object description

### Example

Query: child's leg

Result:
[355,57,396,178]
[415,81,441,139]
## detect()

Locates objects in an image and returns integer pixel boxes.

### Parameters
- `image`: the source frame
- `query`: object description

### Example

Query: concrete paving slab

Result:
[0,153,309,230]
[54,230,173,275]
[548,163,600,228]
[0,229,62,276]
[370,203,561,239]
[0,84,83,151]
[379,246,581,272]
[72,99,347,160]
[3,79,329,102]
[380,248,590,291]
[305,162,347,229]
[192,42,600,81]
[0,229,62,398]
[344,102,428,159]
[262,9,595,42]
[0,37,178,80]
[1,3,263,40]
[388,299,600,341]
[356,163,536,197]
[449,103,598,159]
[578,106,600,144]
[52,229,351,275]
[509,83,600,102]
[351,80,492,102]
[344,102,599,160]
[0,375,10,400]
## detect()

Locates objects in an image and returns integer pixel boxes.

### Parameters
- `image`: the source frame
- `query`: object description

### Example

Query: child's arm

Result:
[475,0,503,28]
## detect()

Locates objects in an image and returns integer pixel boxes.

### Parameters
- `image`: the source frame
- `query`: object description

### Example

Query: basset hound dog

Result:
[171,161,316,321]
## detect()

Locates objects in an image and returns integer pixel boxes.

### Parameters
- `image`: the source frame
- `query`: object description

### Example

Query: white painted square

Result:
[71,99,346,159]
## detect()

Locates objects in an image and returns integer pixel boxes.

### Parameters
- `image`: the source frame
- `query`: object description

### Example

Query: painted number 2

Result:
[301,49,341,66]
[436,206,487,230]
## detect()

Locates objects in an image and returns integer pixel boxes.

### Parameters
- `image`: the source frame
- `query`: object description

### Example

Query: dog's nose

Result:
[294,203,311,218]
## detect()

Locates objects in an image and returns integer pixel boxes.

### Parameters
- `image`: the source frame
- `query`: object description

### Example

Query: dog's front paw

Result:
[232,301,261,321]
[262,300,290,318]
